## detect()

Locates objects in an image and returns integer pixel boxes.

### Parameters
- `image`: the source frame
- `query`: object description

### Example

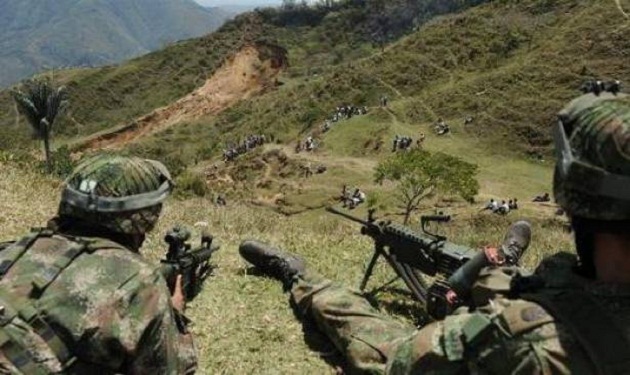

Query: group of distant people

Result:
[339,185,367,209]
[392,133,426,152]
[483,198,519,215]
[296,136,318,153]
[481,193,552,215]
[581,79,621,95]
[322,104,369,133]
[223,134,267,162]
[434,118,450,135]
[392,135,414,152]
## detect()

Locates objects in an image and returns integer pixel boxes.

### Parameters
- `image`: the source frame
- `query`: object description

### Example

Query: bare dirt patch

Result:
[78,42,287,151]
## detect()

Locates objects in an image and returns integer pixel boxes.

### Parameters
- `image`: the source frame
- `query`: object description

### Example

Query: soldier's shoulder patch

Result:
[500,299,554,336]
[521,305,548,322]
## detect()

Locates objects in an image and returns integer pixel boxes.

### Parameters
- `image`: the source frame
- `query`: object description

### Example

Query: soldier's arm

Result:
[385,299,569,374]
[120,268,197,375]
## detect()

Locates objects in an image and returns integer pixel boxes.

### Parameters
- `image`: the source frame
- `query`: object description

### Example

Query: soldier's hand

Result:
[171,274,186,312]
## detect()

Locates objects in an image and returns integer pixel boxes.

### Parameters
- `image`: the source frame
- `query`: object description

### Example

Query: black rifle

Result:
[326,207,480,319]
[160,226,220,300]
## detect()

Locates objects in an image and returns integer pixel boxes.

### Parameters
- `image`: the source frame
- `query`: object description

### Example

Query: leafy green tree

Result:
[12,80,68,173]
[375,149,479,225]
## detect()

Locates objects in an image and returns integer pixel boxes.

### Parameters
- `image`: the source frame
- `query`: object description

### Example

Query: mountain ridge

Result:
[0,0,231,87]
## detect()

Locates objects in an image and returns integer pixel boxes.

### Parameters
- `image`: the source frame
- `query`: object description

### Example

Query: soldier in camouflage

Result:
[0,155,196,374]
[240,90,630,374]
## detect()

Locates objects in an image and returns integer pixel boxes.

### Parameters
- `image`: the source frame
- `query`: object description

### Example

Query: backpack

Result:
[0,229,112,374]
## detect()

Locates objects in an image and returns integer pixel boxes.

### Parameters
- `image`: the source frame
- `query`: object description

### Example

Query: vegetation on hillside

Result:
[0,1,603,371]
[123,0,630,171]
[0,0,493,151]
[0,0,230,87]
[0,158,573,373]
[375,149,479,224]
[11,79,68,173]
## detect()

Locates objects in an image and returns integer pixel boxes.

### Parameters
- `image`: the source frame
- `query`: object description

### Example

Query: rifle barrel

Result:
[325,206,369,226]
[190,244,220,263]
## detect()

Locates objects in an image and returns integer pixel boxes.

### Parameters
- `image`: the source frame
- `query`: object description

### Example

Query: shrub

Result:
[175,171,209,198]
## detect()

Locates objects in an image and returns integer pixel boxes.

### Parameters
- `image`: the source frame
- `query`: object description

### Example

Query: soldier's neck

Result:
[594,233,630,283]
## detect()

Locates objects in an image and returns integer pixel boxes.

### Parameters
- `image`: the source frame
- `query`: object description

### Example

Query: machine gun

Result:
[327,207,482,319]
[160,226,220,300]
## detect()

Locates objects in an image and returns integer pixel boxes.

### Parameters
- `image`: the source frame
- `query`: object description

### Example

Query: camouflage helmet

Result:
[58,154,174,235]
[553,92,630,220]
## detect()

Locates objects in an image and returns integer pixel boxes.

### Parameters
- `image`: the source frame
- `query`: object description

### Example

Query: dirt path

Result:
[266,144,377,172]
[79,44,286,151]
[376,77,404,99]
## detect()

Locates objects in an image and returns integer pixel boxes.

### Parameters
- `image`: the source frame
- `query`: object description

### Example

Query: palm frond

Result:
[11,80,68,139]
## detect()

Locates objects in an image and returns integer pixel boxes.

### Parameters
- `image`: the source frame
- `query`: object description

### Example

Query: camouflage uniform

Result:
[0,155,196,374]
[288,92,630,374]
[291,251,630,374]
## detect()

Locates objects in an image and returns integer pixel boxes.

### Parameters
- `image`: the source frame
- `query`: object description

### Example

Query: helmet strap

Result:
[572,217,598,279]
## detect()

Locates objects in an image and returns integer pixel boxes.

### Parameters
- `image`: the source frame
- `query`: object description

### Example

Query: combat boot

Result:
[239,240,306,286]
[501,220,532,265]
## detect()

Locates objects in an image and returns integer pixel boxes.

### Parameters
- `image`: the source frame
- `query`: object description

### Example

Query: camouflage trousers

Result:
[290,271,440,374]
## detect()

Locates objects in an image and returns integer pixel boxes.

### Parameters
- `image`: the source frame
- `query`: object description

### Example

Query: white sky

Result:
[194,0,281,6]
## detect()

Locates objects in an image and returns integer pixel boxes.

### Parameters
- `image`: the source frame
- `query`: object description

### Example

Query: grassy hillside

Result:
[117,0,629,174]
[86,0,624,222]
[0,158,573,374]
[259,0,629,151]
[0,0,230,87]
[0,0,491,151]
[0,1,611,371]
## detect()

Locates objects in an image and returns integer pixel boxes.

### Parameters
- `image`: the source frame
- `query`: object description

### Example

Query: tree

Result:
[12,79,68,173]
[374,149,479,225]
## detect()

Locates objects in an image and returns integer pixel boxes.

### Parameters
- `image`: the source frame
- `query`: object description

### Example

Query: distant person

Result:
[392,135,400,152]
[482,198,498,212]
[533,192,551,202]
[350,188,366,208]
[509,198,519,210]
[497,200,510,215]
[216,194,227,206]
[315,165,327,174]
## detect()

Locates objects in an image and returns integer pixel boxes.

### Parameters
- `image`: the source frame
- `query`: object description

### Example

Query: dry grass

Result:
[0,161,573,373]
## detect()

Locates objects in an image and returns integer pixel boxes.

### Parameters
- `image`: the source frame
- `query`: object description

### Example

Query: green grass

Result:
[0,161,573,373]
[0,0,623,372]
[112,0,629,178]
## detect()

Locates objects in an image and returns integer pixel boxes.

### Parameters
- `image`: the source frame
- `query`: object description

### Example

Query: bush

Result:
[45,146,76,178]
[174,171,209,198]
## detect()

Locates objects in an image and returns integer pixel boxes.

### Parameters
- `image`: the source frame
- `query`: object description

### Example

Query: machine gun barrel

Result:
[326,206,371,226]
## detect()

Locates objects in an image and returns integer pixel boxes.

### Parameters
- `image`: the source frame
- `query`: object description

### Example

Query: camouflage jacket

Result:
[0,229,196,374]
[387,252,630,374]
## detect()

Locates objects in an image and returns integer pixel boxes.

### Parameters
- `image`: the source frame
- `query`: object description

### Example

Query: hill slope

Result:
[0,0,495,150]
[125,0,630,165]
[0,0,230,87]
